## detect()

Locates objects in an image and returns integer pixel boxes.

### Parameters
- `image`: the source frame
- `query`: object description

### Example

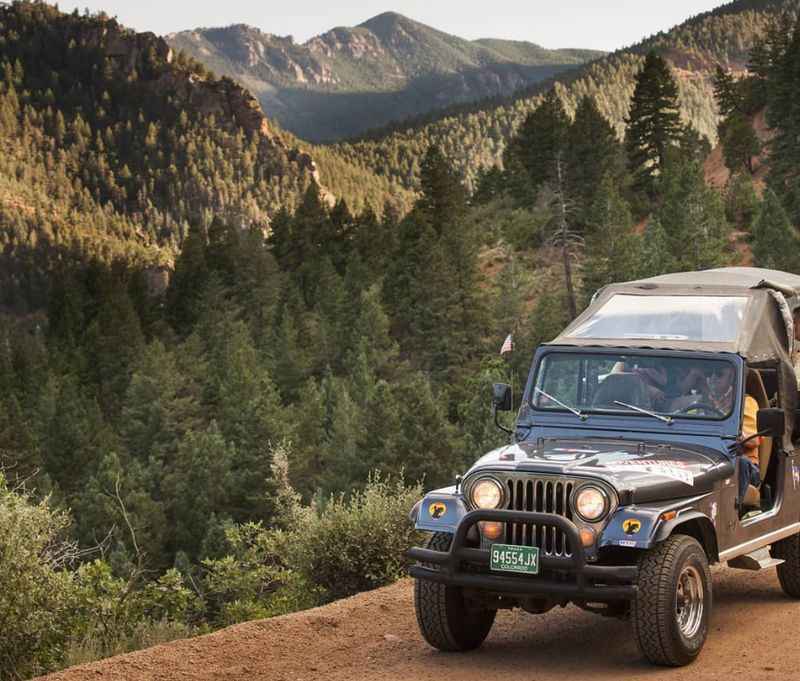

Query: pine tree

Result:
[163,423,235,559]
[472,165,505,205]
[267,207,293,269]
[638,218,676,279]
[544,156,581,320]
[582,175,642,304]
[713,65,740,118]
[167,224,208,334]
[764,15,800,223]
[752,190,800,272]
[625,51,683,196]
[290,183,330,305]
[720,112,761,174]
[655,156,731,271]
[120,339,200,466]
[503,90,570,197]
[85,274,146,415]
[384,145,485,387]
[566,96,625,222]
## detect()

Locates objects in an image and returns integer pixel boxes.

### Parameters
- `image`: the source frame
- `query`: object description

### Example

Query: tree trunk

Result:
[555,157,578,320]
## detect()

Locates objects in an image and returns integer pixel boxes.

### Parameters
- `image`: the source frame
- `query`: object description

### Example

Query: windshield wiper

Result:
[535,387,586,420]
[613,400,673,425]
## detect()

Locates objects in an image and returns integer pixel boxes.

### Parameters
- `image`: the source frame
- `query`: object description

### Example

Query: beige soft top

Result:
[548,267,799,447]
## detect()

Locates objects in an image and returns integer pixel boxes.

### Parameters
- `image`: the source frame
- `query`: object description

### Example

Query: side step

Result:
[727,547,785,571]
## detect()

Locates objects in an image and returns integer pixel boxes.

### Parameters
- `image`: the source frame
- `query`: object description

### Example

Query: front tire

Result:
[413,532,496,651]
[771,532,800,597]
[632,535,711,666]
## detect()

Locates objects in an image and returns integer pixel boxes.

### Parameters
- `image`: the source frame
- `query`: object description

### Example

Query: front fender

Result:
[600,506,664,550]
[412,486,468,533]
[599,497,717,554]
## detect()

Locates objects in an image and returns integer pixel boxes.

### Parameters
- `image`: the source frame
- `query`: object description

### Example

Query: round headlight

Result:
[470,478,504,509]
[574,486,608,522]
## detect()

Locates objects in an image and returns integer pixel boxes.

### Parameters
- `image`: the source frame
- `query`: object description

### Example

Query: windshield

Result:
[532,352,737,420]
[568,294,748,342]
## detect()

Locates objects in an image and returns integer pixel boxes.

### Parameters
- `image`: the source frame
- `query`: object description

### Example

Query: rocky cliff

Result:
[168,14,603,141]
[81,19,328,186]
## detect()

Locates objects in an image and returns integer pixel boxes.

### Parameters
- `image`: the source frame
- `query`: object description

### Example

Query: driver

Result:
[708,364,761,503]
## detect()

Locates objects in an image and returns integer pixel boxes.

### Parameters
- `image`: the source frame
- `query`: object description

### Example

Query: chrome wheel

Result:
[675,565,704,639]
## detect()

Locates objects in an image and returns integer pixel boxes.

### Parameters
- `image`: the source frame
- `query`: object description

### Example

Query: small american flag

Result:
[500,333,514,355]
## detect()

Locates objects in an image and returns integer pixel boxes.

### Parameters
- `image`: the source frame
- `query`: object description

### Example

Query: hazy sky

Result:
[57,1,724,51]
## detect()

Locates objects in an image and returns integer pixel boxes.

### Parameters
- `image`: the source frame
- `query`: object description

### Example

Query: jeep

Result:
[409,267,800,666]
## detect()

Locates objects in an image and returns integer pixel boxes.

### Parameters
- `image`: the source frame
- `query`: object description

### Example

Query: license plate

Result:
[490,544,540,574]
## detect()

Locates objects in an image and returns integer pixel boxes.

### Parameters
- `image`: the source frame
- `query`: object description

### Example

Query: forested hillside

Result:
[168,14,602,142]
[328,0,796,192]
[0,2,414,311]
[4,0,800,678]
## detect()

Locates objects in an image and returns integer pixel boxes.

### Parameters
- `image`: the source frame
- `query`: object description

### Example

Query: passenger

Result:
[708,364,761,503]
[666,364,709,411]
[793,308,800,384]
[629,362,668,408]
[610,359,667,407]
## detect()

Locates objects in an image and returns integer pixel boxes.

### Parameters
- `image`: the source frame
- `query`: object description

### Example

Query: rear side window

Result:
[568,295,748,343]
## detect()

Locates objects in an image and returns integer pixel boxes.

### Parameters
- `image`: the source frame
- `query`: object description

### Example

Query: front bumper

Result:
[408,509,638,601]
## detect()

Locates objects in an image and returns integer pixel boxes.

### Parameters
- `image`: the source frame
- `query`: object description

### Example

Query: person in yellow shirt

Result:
[793,308,800,385]
[708,364,761,504]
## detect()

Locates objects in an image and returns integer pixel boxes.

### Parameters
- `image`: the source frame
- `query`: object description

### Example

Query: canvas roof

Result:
[550,267,797,362]
[615,267,800,297]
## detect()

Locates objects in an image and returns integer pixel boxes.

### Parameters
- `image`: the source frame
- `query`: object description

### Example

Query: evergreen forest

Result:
[4,0,800,677]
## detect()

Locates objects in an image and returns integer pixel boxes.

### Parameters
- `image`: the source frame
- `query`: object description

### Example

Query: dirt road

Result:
[40,566,800,681]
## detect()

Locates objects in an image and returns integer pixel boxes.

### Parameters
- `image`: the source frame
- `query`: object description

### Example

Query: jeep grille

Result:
[503,475,575,557]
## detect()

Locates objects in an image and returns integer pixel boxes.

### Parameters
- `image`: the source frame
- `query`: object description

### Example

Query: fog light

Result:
[480,521,504,540]
[580,527,597,547]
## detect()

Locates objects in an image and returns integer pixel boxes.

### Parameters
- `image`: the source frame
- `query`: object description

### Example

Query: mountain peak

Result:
[358,11,418,38]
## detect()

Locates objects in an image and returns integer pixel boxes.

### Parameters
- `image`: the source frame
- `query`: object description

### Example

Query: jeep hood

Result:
[468,438,733,504]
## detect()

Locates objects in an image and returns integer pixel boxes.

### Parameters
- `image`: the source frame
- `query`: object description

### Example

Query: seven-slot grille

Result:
[503,475,576,557]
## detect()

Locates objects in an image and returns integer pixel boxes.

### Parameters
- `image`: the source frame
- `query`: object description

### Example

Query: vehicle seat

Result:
[743,369,773,508]
[592,373,652,410]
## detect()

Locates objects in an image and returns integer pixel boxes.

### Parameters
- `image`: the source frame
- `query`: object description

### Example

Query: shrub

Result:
[201,445,423,620]
[284,474,422,601]
[201,523,321,627]
[71,561,199,659]
[0,474,77,679]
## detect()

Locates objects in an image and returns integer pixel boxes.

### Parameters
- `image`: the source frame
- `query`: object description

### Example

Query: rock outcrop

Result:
[82,17,329,195]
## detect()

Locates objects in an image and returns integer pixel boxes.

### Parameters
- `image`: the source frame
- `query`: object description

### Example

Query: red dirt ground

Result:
[38,566,800,681]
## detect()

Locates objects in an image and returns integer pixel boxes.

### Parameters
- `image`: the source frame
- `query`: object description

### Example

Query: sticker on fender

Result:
[490,544,540,574]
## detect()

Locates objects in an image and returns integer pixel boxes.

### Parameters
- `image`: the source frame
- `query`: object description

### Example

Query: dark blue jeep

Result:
[409,267,800,666]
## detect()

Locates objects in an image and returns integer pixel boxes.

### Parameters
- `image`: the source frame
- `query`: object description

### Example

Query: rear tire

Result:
[413,532,496,651]
[771,532,800,597]
[632,535,711,667]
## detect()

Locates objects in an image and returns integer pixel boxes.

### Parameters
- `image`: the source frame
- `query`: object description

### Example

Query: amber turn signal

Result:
[480,521,504,540]
[579,527,597,547]
[660,510,677,522]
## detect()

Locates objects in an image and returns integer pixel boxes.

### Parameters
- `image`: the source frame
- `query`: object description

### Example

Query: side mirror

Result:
[492,383,512,412]
[757,408,785,438]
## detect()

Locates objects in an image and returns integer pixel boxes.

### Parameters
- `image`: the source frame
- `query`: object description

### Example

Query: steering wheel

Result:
[672,401,725,417]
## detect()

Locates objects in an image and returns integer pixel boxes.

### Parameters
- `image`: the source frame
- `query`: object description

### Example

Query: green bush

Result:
[0,474,76,679]
[70,561,200,660]
[201,522,322,627]
[201,446,422,620]
[284,474,422,602]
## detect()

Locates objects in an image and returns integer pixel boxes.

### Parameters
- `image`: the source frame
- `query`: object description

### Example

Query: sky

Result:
[57,1,725,51]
